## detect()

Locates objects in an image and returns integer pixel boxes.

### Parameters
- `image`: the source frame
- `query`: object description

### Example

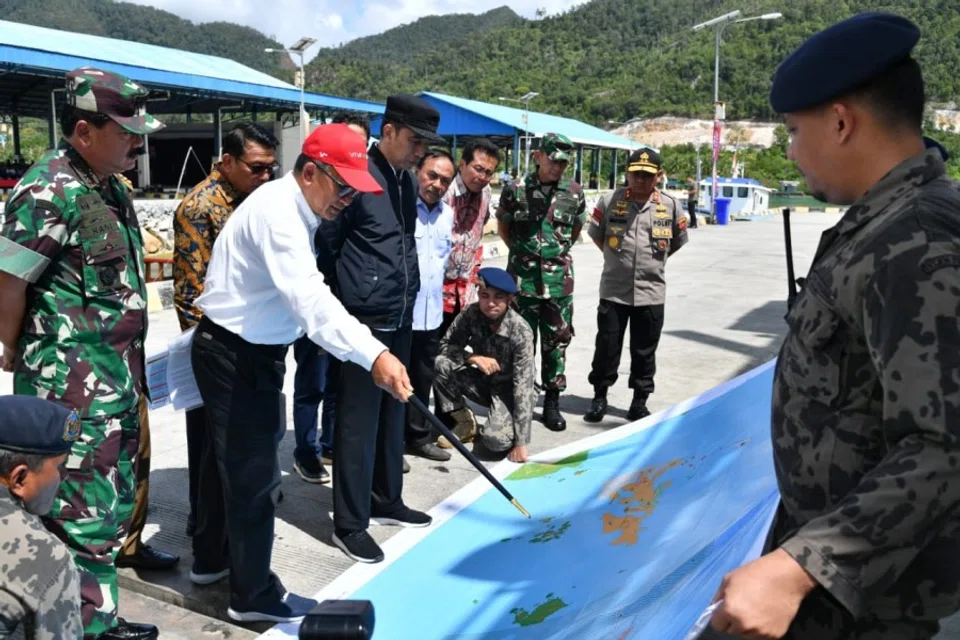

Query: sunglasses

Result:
[238,157,281,175]
[313,162,357,199]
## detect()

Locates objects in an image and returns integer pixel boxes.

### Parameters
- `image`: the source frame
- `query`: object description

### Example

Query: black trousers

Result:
[333,326,413,531]
[405,327,442,447]
[191,316,288,612]
[185,406,206,525]
[587,300,665,399]
[438,296,462,339]
[688,198,698,227]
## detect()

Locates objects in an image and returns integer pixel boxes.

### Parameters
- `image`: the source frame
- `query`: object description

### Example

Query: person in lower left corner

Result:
[433,267,534,464]
[0,396,85,640]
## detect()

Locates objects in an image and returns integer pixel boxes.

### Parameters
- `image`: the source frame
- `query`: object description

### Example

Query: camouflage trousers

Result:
[434,358,519,453]
[42,405,140,637]
[515,294,574,391]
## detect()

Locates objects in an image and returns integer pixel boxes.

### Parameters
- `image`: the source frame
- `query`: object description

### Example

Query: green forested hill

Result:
[0,0,294,79]
[305,0,960,127]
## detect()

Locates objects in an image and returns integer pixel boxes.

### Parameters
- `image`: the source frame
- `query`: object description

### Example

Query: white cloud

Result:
[126,0,583,61]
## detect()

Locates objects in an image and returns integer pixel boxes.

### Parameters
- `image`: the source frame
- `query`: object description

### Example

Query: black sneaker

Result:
[227,592,318,623]
[294,458,331,484]
[332,529,384,563]
[371,505,432,528]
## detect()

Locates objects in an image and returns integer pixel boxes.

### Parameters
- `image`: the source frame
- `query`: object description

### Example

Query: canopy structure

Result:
[0,19,385,118]
[370,91,650,184]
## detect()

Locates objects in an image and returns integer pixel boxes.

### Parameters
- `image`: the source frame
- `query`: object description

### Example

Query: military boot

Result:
[437,408,477,449]
[542,390,567,432]
[626,392,651,422]
[583,388,608,423]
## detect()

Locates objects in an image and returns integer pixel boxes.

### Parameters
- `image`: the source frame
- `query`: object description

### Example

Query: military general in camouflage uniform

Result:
[706,13,960,640]
[433,267,535,463]
[496,132,585,432]
[0,67,163,640]
[0,396,83,640]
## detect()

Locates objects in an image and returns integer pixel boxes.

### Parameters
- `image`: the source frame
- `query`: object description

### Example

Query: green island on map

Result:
[506,451,589,481]
[511,594,568,627]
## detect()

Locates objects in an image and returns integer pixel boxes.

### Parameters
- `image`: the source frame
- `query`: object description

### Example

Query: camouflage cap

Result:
[65,67,164,135]
[540,133,574,162]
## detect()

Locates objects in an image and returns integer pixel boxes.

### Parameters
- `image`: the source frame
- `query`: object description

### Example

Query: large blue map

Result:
[263,361,779,640]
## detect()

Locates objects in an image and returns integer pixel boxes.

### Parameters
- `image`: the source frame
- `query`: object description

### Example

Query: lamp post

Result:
[499,91,539,176]
[692,10,782,220]
[265,36,318,146]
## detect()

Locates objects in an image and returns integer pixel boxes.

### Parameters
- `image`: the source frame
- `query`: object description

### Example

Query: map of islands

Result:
[306,362,782,640]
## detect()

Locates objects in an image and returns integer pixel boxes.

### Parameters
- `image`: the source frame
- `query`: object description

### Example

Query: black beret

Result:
[477,267,517,295]
[770,12,920,114]
[0,396,80,456]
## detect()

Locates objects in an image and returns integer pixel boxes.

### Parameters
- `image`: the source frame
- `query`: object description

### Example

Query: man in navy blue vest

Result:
[317,94,445,564]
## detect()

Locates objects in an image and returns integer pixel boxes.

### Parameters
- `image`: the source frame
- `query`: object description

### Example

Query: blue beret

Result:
[0,396,80,456]
[477,267,517,295]
[770,12,920,113]
[925,136,950,161]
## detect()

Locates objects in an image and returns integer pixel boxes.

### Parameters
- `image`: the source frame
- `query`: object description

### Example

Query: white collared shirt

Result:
[413,197,454,331]
[196,171,386,370]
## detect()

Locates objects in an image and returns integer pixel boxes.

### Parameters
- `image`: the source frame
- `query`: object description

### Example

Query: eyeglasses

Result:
[313,162,357,199]
[238,157,280,175]
[468,164,496,179]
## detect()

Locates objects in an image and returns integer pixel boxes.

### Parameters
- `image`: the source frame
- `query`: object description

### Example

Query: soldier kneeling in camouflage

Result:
[433,267,535,463]
[0,396,84,639]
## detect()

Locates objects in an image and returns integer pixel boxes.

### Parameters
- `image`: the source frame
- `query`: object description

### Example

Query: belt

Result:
[196,316,288,361]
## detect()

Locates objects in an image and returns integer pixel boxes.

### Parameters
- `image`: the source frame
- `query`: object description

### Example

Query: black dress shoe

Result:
[407,442,452,462]
[626,401,651,422]
[583,396,608,423]
[97,618,159,640]
[115,545,180,571]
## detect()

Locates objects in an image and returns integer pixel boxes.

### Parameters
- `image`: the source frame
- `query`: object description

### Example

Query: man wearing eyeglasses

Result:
[188,123,411,623]
[317,94,445,564]
[496,132,586,433]
[172,122,279,536]
[438,139,501,339]
[0,67,164,639]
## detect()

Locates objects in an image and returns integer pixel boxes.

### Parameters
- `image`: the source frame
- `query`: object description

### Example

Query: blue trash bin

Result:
[714,197,731,225]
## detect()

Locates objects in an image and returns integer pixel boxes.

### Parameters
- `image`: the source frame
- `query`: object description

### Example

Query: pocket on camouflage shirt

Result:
[781,283,844,406]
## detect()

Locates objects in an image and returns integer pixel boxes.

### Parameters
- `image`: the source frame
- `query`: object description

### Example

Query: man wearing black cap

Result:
[0,396,84,639]
[317,94,445,564]
[583,147,687,424]
[706,13,960,640]
[433,266,536,463]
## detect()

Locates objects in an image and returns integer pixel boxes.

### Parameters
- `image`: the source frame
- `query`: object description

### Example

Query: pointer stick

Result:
[406,393,531,518]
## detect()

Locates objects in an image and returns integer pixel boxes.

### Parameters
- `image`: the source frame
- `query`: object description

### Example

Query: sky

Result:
[125,0,584,61]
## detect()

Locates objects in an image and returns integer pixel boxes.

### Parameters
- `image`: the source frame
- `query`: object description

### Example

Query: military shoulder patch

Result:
[921,254,960,274]
[63,410,82,442]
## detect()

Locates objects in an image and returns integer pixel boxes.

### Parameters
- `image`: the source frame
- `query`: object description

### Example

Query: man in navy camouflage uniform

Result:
[707,13,960,640]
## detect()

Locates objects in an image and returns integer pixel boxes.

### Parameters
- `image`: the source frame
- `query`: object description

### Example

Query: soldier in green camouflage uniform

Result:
[0,67,163,640]
[706,14,960,640]
[496,133,585,432]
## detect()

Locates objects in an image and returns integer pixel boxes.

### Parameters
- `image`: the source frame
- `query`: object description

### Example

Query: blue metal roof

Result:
[0,20,384,114]
[370,91,647,151]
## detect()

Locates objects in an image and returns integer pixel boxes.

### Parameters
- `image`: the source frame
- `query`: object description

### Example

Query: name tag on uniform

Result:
[652,204,673,239]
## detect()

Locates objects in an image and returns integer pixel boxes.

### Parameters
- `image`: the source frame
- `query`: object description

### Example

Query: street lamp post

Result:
[265,36,318,146]
[693,10,782,220]
[499,92,540,176]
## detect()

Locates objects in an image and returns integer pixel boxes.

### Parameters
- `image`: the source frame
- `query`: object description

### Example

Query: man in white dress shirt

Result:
[188,123,412,625]
[405,151,456,462]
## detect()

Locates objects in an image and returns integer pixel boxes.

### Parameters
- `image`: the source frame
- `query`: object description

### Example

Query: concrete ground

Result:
[4,210,959,638]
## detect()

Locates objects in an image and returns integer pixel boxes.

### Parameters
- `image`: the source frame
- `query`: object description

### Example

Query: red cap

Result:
[302,123,383,194]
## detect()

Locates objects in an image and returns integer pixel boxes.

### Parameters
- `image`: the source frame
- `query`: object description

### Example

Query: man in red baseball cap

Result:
[187,123,412,625]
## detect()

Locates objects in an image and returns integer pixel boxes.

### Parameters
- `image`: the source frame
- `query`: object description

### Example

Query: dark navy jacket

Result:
[316,144,420,330]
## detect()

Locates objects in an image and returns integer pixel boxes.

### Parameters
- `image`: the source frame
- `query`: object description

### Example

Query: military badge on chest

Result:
[606,191,631,252]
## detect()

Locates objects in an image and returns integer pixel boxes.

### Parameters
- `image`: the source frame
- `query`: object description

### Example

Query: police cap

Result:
[769,12,920,114]
[0,396,80,456]
[477,267,517,295]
